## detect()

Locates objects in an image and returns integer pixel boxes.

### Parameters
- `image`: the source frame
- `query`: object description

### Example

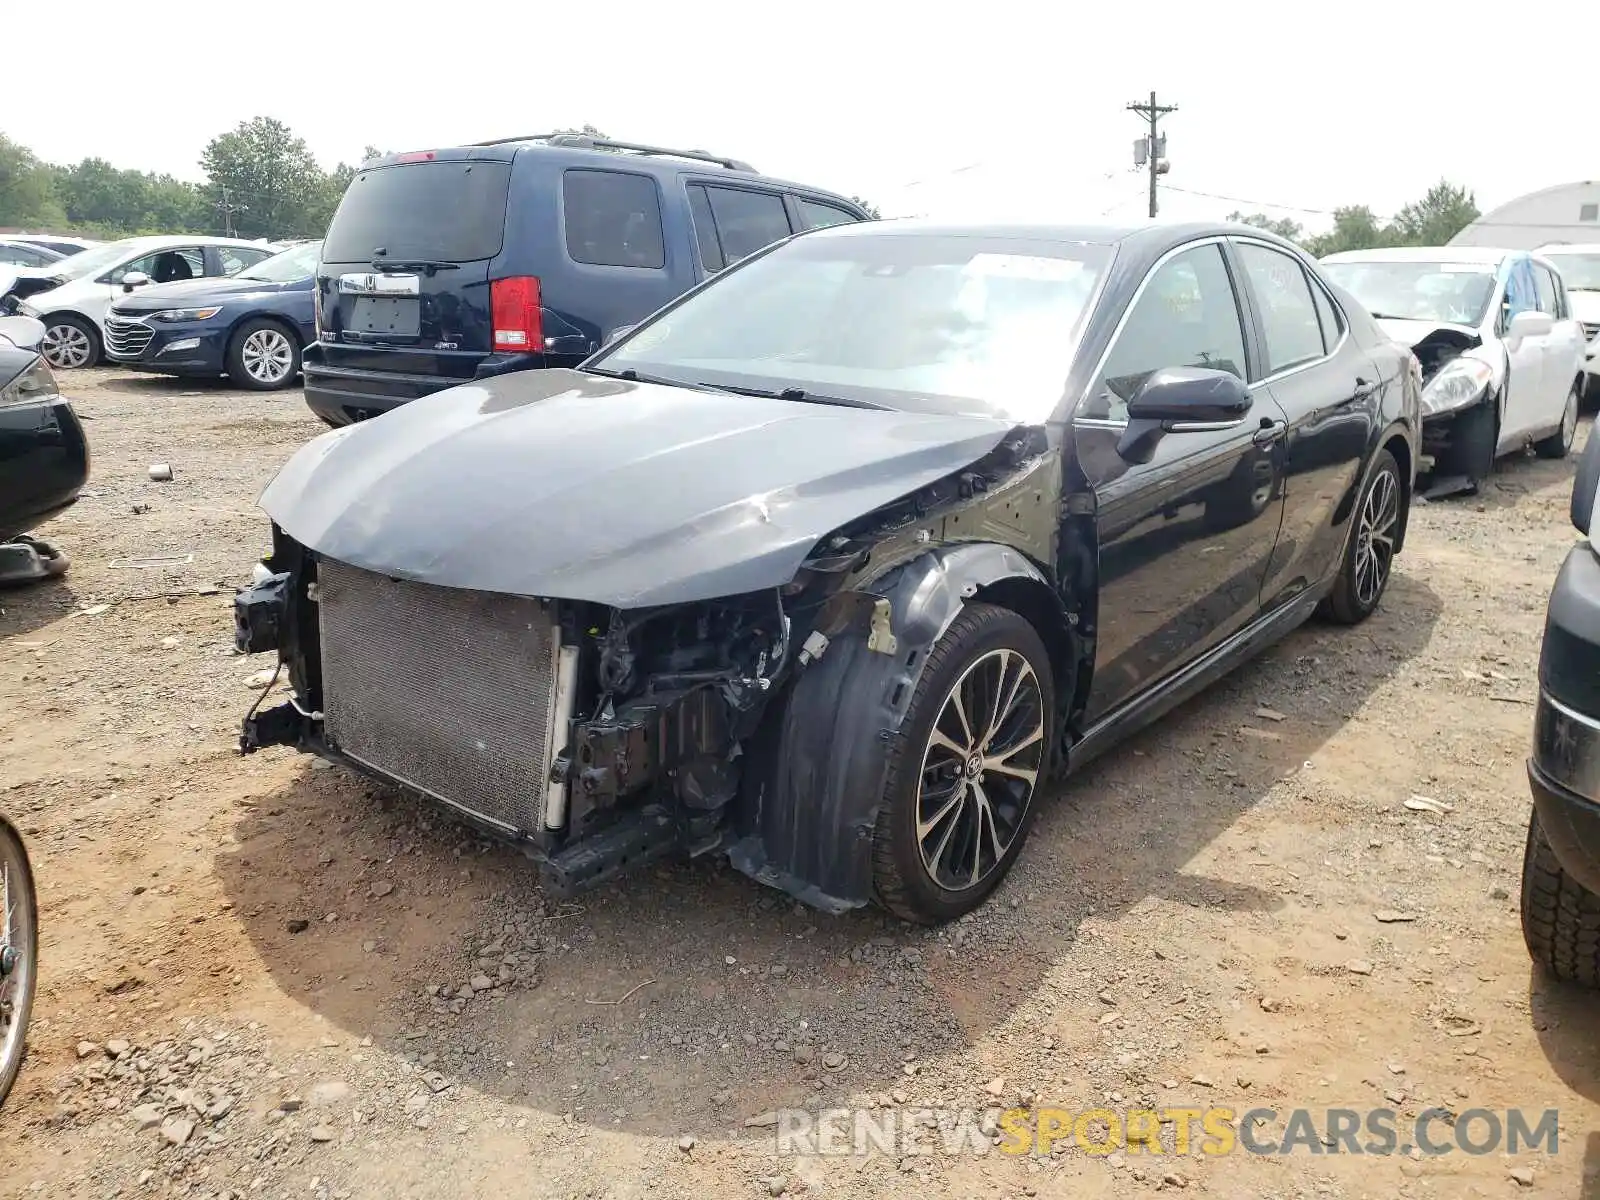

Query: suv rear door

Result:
[317,150,514,381]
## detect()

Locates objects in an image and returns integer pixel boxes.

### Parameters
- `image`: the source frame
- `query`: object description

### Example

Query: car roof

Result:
[109,234,273,252]
[806,217,1304,255]
[1320,246,1513,265]
[366,137,865,207]
[1538,242,1600,255]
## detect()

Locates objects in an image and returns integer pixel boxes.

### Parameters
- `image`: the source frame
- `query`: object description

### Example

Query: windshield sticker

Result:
[965,254,1087,283]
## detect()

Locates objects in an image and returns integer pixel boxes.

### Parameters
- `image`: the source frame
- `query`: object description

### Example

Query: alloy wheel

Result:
[41,323,91,369]
[916,648,1046,891]
[1353,467,1399,609]
[0,822,36,1104]
[241,329,294,385]
[1563,385,1579,450]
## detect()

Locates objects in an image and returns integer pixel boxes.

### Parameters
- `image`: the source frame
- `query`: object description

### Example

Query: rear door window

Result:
[562,169,666,269]
[796,198,862,231]
[1236,242,1326,375]
[703,186,792,264]
[218,246,272,275]
[688,184,724,272]
[323,161,512,263]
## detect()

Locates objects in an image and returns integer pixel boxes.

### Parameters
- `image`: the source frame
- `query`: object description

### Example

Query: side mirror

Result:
[1507,309,1554,342]
[121,271,151,293]
[1117,367,1252,464]
[1572,428,1600,535]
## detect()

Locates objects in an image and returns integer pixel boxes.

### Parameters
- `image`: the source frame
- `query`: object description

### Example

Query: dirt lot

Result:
[3,366,1599,1199]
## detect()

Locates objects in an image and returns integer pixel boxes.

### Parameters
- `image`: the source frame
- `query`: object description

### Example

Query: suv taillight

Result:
[491,276,543,354]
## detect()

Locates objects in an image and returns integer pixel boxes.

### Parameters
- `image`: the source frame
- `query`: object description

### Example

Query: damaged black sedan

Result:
[236,221,1419,923]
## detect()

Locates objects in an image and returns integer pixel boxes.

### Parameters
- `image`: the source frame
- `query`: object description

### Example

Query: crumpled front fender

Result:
[727,542,1057,912]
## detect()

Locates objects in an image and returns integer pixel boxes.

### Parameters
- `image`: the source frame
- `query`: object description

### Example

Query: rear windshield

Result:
[322,161,512,264]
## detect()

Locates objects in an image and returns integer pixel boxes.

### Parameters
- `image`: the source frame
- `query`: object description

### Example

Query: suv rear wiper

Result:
[370,257,459,275]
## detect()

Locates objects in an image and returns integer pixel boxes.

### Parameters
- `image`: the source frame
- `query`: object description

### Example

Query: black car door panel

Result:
[1072,240,1289,725]
[1230,239,1377,609]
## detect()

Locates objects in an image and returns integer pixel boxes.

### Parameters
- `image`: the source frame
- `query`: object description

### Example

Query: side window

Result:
[703,186,791,264]
[110,248,203,284]
[687,184,724,273]
[219,246,271,275]
[1236,242,1326,376]
[1084,243,1248,422]
[1533,264,1559,316]
[562,169,666,269]
[795,198,861,231]
[1310,277,1344,353]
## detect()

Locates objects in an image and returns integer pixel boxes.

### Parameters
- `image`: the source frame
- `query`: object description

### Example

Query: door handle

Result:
[1342,375,1377,405]
[1252,418,1288,447]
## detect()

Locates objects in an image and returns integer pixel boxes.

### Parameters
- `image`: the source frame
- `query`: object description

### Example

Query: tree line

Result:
[0,118,884,242]
[1228,181,1482,257]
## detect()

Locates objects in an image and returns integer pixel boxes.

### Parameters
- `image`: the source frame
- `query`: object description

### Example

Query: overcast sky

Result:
[9,1,1594,232]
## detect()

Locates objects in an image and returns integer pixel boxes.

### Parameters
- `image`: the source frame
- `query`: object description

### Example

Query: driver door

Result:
[1499,257,1545,445]
[1070,239,1289,724]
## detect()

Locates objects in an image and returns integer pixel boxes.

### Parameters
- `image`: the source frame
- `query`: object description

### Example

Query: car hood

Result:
[261,369,1019,608]
[113,275,305,312]
[1375,316,1485,348]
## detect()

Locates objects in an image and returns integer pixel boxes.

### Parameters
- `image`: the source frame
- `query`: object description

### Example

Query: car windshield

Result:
[1321,259,1497,326]
[43,238,155,283]
[588,231,1112,422]
[238,241,322,283]
[1541,252,1600,292]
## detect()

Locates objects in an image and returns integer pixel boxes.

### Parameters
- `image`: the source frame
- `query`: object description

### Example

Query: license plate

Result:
[349,296,420,337]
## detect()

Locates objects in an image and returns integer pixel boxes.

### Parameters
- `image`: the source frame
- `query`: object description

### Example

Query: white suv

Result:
[1536,243,1600,399]
[15,236,278,369]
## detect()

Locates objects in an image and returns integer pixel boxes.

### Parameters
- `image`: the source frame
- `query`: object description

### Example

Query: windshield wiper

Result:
[370,257,459,275]
[585,366,697,389]
[703,383,891,411]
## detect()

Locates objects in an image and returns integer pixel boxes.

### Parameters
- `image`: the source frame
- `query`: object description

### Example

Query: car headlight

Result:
[150,307,223,322]
[1419,356,1494,417]
[0,358,60,407]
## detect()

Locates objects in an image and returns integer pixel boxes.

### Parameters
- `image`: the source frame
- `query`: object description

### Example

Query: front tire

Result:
[40,315,100,370]
[1535,379,1581,460]
[1521,809,1600,987]
[226,319,301,391]
[1319,447,1403,625]
[870,603,1054,924]
[0,813,38,1108]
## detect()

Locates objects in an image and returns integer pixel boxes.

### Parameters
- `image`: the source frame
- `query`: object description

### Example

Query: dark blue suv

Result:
[303,133,872,426]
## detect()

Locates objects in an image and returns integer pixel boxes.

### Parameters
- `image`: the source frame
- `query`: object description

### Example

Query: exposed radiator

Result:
[316,558,560,835]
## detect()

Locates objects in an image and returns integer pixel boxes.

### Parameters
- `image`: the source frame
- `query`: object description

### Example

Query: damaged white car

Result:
[1322,247,1587,492]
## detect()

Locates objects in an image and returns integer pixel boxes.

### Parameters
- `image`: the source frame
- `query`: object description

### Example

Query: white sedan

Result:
[14,235,279,369]
[1322,246,1587,489]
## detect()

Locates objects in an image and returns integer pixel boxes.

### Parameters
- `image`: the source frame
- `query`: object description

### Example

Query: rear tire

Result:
[1319,448,1403,626]
[226,319,301,391]
[1521,809,1600,988]
[1535,379,1581,460]
[870,603,1054,925]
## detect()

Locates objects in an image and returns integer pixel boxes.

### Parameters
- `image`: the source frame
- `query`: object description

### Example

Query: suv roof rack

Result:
[471,133,756,173]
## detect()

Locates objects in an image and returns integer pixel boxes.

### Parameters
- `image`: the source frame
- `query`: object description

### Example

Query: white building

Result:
[1450,181,1600,249]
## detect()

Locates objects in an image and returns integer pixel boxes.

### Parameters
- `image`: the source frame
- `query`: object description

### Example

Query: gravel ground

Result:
[2,366,1599,1199]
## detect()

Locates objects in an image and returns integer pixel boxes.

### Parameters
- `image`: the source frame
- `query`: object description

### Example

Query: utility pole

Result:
[1127,91,1177,218]
[216,184,243,238]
